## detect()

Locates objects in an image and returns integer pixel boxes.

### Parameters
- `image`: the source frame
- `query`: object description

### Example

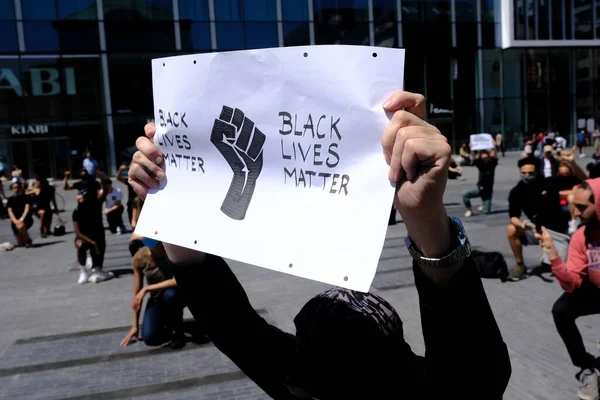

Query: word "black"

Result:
[158,109,188,128]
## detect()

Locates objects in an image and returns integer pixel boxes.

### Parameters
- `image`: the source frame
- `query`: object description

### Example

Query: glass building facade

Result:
[0,0,598,177]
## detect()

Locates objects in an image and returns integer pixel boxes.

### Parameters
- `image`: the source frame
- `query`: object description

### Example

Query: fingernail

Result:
[155,170,164,179]
[382,99,393,108]
[155,156,163,165]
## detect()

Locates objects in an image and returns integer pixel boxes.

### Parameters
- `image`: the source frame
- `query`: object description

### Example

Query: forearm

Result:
[510,217,522,227]
[131,309,140,328]
[76,232,95,244]
[144,278,176,293]
[62,177,71,190]
[417,258,511,397]
[19,205,30,220]
[8,209,18,224]
[169,254,295,398]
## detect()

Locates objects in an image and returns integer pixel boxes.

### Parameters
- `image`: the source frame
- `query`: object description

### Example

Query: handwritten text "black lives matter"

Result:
[157,109,205,173]
[279,112,349,195]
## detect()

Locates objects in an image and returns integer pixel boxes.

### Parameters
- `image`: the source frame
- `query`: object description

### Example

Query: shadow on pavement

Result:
[29,241,65,248]
[528,263,555,283]
[109,268,133,278]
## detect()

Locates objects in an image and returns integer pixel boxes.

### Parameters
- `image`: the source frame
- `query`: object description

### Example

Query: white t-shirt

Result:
[102,187,122,209]
[543,158,552,178]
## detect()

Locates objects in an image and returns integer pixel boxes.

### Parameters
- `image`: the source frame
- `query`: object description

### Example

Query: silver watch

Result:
[404,217,471,268]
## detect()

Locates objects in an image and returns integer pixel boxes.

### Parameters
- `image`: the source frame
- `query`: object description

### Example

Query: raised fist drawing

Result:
[210,106,266,220]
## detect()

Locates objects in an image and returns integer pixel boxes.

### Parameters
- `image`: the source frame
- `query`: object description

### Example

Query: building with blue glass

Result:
[0,0,598,177]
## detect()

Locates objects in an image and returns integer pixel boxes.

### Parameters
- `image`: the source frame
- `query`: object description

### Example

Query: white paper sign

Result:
[470,133,495,151]
[135,45,405,292]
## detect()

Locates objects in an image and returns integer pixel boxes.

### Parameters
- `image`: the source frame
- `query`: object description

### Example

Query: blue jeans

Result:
[142,287,185,346]
[462,185,492,214]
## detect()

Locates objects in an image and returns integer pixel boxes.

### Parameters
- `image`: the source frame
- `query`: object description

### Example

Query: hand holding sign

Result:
[382,92,453,262]
[210,106,266,220]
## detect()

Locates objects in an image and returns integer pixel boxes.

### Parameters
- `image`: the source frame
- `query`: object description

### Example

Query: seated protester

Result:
[507,157,574,281]
[7,181,33,248]
[26,175,59,238]
[99,178,126,234]
[128,92,511,399]
[448,159,465,180]
[120,239,188,349]
[73,188,113,284]
[462,149,498,216]
[537,179,600,400]
[586,151,600,179]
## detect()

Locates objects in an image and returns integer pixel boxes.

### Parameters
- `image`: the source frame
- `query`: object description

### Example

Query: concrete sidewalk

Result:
[1,151,599,399]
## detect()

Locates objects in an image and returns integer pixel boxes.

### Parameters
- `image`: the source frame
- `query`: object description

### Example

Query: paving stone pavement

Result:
[1,152,600,399]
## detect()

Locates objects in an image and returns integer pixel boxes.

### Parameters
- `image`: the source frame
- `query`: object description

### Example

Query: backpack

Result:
[471,250,509,282]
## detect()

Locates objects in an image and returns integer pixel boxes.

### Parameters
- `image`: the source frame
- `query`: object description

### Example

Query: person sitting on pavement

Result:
[73,188,113,284]
[128,91,511,399]
[537,179,600,400]
[120,239,189,350]
[541,145,559,178]
[26,175,59,238]
[99,178,126,235]
[462,149,498,217]
[7,180,33,248]
[506,155,586,281]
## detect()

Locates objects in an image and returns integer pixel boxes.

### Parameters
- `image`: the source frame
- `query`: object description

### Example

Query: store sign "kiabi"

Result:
[0,68,76,96]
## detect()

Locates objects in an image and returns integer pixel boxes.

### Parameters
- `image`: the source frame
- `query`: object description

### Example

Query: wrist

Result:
[402,206,451,258]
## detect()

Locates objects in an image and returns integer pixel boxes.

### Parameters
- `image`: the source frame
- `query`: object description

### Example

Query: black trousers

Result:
[106,205,124,233]
[552,281,600,369]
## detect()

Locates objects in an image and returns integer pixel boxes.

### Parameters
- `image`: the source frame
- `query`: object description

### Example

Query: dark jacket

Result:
[170,255,511,399]
[540,157,559,178]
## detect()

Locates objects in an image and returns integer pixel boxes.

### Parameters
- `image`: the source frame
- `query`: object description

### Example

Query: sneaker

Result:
[580,153,586,159]
[85,255,93,269]
[577,368,599,400]
[508,265,528,281]
[477,205,484,212]
[77,268,90,285]
[25,238,32,248]
[116,226,122,235]
[87,268,114,284]
[464,210,473,218]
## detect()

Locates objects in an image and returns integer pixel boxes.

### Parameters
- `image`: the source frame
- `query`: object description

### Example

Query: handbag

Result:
[53,213,66,236]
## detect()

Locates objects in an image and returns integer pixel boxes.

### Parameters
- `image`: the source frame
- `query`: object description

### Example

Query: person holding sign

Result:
[462,149,498,217]
[128,91,510,399]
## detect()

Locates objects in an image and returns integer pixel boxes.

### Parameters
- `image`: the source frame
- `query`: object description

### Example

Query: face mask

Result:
[521,174,536,183]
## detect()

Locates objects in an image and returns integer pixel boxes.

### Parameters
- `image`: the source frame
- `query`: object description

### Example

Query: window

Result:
[373,0,397,47]
[0,22,18,52]
[216,22,245,49]
[103,0,173,21]
[24,22,60,52]
[105,21,175,51]
[57,0,98,20]
[243,0,276,21]
[180,21,211,51]
[22,0,57,19]
[244,22,277,48]
[315,22,369,45]
[0,0,15,20]
[215,0,242,21]
[0,59,25,123]
[574,0,593,39]
[178,0,209,20]
[283,22,310,46]
[282,0,308,20]
[313,0,368,23]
